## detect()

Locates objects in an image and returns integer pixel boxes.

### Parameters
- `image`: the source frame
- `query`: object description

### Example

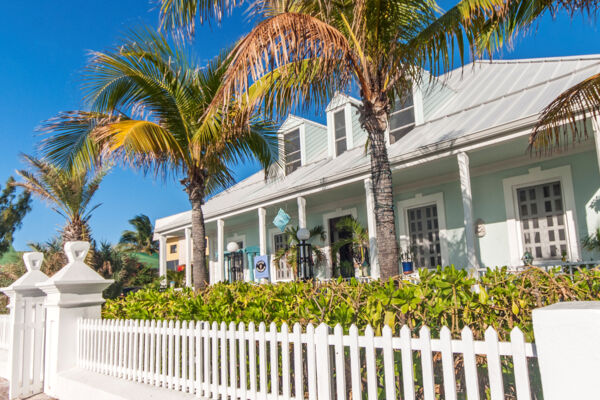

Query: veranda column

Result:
[184,227,192,287]
[297,197,307,229]
[364,178,380,278]
[0,252,48,399]
[217,219,225,282]
[37,241,112,398]
[593,117,600,174]
[158,234,167,282]
[258,207,267,255]
[457,152,479,274]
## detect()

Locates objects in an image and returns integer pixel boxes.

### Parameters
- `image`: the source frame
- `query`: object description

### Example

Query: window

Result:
[389,92,415,144]
[169,244,177,254]
[407,204,441,268]
[273,233,288,253]
[284,129,301,174]
[517,181,568,260]
[166,260,179,271]
[334,110,347,156]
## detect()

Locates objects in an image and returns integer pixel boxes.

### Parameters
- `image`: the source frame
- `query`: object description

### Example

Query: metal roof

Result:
[155,55,600,234]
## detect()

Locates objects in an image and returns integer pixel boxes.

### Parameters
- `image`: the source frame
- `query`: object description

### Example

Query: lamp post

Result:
[226,242,244,282]
[297,228,313,281]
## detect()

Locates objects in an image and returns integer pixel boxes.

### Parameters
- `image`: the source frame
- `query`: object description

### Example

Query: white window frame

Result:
[327,103,354,158]
[502,166,580,266]
[397,193,449,267]
[385,84,422,145]
[279,124,306,175]
[268,228,289,254]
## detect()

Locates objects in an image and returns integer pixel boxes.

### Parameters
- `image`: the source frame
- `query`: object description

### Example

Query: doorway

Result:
[329,215,354,278]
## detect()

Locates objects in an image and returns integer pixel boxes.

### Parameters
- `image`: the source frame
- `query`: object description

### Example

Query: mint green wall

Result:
[304,124,328,163]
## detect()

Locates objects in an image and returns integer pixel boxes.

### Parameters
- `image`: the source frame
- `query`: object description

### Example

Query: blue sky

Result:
[0,1,599,250]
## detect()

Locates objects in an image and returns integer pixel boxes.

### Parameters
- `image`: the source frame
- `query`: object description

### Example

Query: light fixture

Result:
[297,228,310,241]
[227,241,240,252]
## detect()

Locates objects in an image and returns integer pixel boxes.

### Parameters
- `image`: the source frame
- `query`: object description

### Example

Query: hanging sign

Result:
[254,255,270,281]
[273,208,291,232]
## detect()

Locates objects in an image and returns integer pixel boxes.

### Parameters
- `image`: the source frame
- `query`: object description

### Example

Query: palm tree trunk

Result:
[184,170,209,290]
[361,100,399,280]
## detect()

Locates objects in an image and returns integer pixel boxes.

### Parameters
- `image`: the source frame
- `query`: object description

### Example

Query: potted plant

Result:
[400,247,415,275]
[330,216,370,278]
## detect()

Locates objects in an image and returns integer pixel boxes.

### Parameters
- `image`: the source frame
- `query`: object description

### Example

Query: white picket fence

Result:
[77,318,537,400]
[0,314,10,350]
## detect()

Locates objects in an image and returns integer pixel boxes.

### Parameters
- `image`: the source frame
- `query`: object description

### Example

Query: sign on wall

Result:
[253,255,270,281]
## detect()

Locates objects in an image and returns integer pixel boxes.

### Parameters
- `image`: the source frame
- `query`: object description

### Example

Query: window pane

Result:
[334,110,346,139]
[406,204,441,269]
[284,129,300,154]
[390,107,415,130]
[389,125,414,144]
[336,137,347,155]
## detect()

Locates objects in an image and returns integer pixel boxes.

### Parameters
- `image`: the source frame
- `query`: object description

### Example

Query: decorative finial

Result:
[64,241,90,263]
[23,252,43,272]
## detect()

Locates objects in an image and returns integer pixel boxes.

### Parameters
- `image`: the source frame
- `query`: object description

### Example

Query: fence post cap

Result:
[23,252,43,271]
[0,252,49,296]
[64,241,90,263]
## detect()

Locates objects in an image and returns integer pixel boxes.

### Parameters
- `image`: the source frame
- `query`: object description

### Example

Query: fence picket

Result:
[420,326,435,400]
[258,322,267,400]
[333,324,346,400]
[439,326,457,400]
[211,321,218,399]
[269,322,279,399]
[248,322,257,400]
[364,325,377,400]
[281,323,291,399]
[461,326,480,400]
[292,323,303,400]
[510,327,532,400]
[144,320,150,384]
[348,324,361,400]
[181,321,187,391]
[239,322,247,400]
[229,322,237,400]
[203,321,210,397]
[382,325,396,400]
[162,320,168,387]
[306,323,317,400]
[485,327,504,400]
[220,322,228,398]
[400,325,416,400]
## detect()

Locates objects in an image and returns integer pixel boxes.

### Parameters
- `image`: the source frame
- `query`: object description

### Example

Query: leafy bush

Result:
[102,265,600,341]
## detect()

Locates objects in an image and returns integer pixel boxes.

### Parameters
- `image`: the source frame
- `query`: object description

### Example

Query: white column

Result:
[364,178,379,278]
[0,252,48,400]
[184,227,192,288]
[217,219,225,282]
[297,197,307,229]
[258,208,267,255]
[532,301,600,400]
[158,234,167,282]
[37,241,112,398]
[594,119,600,175]
[457,152,479,274]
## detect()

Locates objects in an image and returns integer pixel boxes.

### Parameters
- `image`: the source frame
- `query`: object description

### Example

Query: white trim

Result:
[502,165,581,266]
[299,124,307,166]
[344,102,354,150]
[184,227,192,287]
[593,117,600,175]
[457,152,479,272]
[297,197,307,229]
[364,178,379,278]
[268,228,286,254]
[413,84,424,125]
[258,208,267,256]
[322,207,358,279]
[217,219,224,283]
[397,192,449,267]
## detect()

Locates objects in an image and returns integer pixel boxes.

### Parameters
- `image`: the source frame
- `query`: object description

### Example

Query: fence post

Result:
[532,301,600,400]
[315,323,332,400]
[0,252,48,399]
[36,241,113,398]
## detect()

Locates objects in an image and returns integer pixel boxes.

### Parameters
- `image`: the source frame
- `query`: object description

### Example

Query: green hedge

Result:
[102,266,600,341]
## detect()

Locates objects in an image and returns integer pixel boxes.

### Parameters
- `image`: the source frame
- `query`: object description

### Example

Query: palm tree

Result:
[157,0,514,279]
[39,30,278,289]
[330,216,370,276]
[14,155,109,243]
[119,214,158,254]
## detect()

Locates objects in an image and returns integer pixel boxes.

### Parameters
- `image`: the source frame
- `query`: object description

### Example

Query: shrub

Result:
[102,265,600,341]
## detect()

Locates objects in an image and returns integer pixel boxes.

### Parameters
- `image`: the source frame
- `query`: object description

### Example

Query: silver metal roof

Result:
[155,55,600,234]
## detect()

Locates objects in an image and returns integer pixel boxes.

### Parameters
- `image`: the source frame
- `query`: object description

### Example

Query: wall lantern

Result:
[297,228,314,281]
[226,241,244,282]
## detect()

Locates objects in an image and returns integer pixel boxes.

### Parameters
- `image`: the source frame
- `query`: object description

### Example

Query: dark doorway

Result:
[329,215,354,278]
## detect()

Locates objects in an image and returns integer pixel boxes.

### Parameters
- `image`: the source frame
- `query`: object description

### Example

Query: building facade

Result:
[154,55,600,285]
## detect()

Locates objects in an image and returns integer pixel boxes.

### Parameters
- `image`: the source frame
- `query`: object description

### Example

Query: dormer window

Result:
[334,110,347,156]
[389,92,415,144]
[284,128,301,174]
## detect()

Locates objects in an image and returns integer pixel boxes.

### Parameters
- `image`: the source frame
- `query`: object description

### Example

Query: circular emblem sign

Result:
[255,260,267,273]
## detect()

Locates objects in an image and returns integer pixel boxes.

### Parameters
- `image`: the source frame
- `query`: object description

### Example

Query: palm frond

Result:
[530,72,600,153]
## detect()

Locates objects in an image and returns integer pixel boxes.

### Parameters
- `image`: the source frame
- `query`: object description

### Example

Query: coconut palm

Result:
[119,214,158,254]
[39,30,278,289]
[157,0,518,279]
[14,155,109,243]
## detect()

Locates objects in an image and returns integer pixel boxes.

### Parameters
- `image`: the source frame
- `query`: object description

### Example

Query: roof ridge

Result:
[423,58,600,127]
[474,54,600,64]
